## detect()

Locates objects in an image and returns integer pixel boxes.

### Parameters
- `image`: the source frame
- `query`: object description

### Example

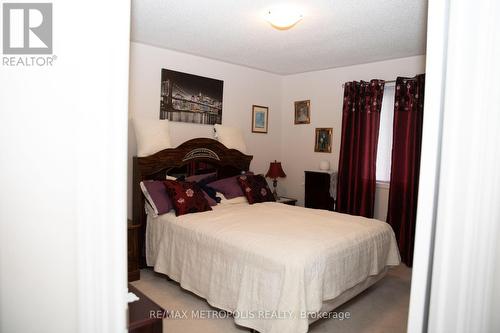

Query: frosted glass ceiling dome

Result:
[265,5,303,30]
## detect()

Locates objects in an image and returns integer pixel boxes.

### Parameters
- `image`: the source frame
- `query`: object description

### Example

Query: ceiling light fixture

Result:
[265,6,303,30]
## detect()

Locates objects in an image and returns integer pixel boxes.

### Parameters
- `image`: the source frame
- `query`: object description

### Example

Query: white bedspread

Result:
[146,202,400,333]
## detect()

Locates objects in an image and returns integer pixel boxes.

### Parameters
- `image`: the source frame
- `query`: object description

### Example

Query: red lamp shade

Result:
[266,161,286,179]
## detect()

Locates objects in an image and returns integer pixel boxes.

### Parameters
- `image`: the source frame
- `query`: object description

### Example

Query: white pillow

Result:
[133,118,172,157]
[214,124,247,153]
[216,192,248,205]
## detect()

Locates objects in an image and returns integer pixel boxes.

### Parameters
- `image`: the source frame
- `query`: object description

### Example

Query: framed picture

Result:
[314,128,333,153]
[159,68,223,125]
[294,100,310,124]
[252,105,269,133]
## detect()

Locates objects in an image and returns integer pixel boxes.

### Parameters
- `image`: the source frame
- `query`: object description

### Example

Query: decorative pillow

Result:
[206,172,253,199]
[166,173,218,205]
[133,118,172,157]
[140,180,173,216]
[214,124,247,153]
[236,174,275,204]
[163,180,212,216]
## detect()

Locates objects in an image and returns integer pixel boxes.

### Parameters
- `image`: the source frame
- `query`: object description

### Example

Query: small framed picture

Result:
[314,128,333,153]
[252,105,268,133]
[294,100,310,124]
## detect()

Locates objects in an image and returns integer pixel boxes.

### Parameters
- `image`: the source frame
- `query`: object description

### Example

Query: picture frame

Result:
[252,105,269,133]
[294,100,310,124]
[314,128,333,153]
[160,68,223,125]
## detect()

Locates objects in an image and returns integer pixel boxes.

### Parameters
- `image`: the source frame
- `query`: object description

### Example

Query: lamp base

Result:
[272,179,278,200]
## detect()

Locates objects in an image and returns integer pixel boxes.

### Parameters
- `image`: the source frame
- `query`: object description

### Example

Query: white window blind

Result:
[376,85,395,182]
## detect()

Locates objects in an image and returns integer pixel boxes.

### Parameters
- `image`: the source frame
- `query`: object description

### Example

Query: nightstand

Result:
[128,220,140,282]
[276,197,297,206]
[304,171,336,211]
[128,284,164,333]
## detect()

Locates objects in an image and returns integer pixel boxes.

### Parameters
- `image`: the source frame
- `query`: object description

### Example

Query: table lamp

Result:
[266,160,286,199]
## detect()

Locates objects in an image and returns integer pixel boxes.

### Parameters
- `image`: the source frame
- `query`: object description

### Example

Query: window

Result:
[376,85,395,183]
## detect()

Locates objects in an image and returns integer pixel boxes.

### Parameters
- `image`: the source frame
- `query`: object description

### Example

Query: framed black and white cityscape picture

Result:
[160,69,224,125]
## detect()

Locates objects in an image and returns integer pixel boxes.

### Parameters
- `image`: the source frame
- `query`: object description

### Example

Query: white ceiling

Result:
[131,0,427,75]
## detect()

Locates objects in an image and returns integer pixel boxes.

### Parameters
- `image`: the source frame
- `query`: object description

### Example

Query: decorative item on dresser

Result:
[319,160,331,171]
[128,219,140,282]
[265,160,287,199]
[304,170,337,211]
[128,284,164,333]
[276,196,297,206]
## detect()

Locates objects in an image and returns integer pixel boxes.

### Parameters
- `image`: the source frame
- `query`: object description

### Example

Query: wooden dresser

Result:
[304,171,337,211]
[276,196,297,206]
[128,220,141,282]
[128,284,164,333]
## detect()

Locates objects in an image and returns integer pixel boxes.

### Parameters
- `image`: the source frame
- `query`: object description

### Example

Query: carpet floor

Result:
[131,264,411,333]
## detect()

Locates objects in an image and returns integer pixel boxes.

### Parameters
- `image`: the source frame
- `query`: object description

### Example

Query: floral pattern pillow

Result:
[163,180,212,216]
[236,174,275,204]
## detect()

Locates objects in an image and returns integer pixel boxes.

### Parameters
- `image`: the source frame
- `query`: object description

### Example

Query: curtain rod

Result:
[341,78,422,88]
[341,79,397,88]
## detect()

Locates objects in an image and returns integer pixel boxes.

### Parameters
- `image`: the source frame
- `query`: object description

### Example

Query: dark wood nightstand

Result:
[276,197,297,206]
[128,284,164,333]
[128,220,140,282]
[304,171,336,211]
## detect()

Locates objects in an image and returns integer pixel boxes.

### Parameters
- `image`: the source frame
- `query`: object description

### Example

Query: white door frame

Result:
[0,1,131,332]
[75,1,131,332]
[406,0,449,331]
[408,0,500,332]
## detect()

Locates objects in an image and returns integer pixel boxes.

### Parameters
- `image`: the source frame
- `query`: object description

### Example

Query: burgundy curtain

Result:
[387,74,425,267]
[337,80,385,218]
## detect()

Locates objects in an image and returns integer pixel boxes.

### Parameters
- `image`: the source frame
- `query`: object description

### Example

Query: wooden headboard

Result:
[132,137,253,267]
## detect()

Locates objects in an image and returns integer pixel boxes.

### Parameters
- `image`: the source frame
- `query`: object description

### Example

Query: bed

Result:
[133,138,400,333]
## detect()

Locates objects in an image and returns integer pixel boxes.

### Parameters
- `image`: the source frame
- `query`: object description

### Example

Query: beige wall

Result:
[279,55,426,220]
[128,43,425,220]
[128,42,283,217]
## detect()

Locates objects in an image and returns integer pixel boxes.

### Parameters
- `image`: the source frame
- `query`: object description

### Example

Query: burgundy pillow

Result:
[163,180,212,216]
[206,172,253,199]
[236,174,275,204]
[140,180,173,215]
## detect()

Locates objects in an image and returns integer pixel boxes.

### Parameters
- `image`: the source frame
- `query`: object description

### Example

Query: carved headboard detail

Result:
[132,137,253,267]
[182,148,220,162]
